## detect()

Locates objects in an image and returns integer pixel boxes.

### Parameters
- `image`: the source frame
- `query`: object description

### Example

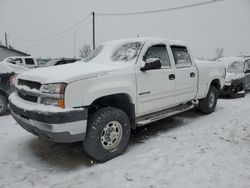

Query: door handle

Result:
[190,72,195,78]
[169,74,175,80]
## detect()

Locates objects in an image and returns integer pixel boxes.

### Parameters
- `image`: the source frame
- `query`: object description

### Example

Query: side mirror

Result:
[141,58,162,71]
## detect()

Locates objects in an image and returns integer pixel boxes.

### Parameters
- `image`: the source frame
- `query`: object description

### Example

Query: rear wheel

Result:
[199,86,218,114]
[0,94,8,116]
[83,107,131,162]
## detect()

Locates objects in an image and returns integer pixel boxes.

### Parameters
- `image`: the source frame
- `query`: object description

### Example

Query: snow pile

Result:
[15,84,41,94]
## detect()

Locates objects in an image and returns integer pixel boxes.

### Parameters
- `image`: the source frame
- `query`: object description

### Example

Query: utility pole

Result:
[92,11,95,50]
[74,30,76,58]
[5,32,8,48]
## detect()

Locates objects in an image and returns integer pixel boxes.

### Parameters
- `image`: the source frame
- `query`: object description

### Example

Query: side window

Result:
[55,61,66,66]
[171,46,192,68]
[12,58,22,64]
[67,59,77,63]
[25,58,35,65]
[144,45,171,68]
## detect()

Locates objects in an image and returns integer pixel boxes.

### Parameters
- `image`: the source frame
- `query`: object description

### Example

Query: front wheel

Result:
[199,86,218,114]
[83,107,131,162]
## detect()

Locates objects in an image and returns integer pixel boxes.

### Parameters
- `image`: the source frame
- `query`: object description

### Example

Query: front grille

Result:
[18,91,38,103]
[18,79,42,90]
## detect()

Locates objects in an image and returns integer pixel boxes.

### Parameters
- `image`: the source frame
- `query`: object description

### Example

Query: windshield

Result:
[112,42,142,62]
[227,61,244,74]
[83,42,142,63]
[3,57,13,63]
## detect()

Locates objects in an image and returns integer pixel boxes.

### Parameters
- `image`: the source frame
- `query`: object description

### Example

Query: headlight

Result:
[41,83,66,94]
[224,80,232,86]
[41,83,66,108]
[10,75,17,86]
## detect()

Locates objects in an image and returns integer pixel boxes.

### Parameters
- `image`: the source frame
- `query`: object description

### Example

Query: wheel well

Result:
[88,94,136,129]
[210,79,221,92]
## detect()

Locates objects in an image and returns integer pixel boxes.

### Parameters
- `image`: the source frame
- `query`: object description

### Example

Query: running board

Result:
[136,103,194,126]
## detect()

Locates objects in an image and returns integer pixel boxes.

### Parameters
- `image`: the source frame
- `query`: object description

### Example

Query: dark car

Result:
[0,63,28,115]
[218,56,250,98]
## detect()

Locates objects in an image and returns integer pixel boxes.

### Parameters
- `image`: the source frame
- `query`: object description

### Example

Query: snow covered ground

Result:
[0,95,250,188]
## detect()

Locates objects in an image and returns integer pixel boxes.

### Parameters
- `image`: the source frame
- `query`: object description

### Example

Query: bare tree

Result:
[215,48,224,60]
[79,44,91,58]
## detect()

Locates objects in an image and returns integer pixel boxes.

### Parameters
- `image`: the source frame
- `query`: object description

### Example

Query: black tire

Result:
[0,94,8,116]
[199,86,218,114]
[83,107,131,162]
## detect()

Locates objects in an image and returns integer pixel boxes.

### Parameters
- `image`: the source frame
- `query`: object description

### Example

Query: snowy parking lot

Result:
[0,94,250,188]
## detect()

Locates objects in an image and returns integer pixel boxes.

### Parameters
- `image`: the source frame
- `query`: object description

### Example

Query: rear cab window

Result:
[144,44,171,68]
[25,58,35,65]
[170,46,192,68]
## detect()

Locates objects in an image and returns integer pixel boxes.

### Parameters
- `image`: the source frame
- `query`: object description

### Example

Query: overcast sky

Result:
[0,0,250,59]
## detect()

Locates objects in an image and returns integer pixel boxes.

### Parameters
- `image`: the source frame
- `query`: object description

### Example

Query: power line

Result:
[18,21,92,48]
[9,14,91,42]
[96,0,224,16]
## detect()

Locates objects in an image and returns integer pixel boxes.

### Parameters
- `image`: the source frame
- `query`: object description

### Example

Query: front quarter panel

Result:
[64,69,137,109]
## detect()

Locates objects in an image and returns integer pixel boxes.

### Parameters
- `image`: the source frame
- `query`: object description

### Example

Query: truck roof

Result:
[104,37,187,47]
[8,56,35,59]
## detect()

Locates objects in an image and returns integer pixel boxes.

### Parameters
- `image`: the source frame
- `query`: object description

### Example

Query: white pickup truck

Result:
[3,56,38,69]
[9,38,225,162]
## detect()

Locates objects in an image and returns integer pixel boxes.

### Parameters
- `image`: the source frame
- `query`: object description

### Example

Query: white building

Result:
[0,45,30,61]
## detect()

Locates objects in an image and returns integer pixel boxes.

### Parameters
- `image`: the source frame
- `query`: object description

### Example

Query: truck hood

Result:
[17,61,129,84]
[225,72,245,82]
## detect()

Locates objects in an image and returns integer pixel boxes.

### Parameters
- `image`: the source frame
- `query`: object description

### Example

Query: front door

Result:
[136,44,176,116]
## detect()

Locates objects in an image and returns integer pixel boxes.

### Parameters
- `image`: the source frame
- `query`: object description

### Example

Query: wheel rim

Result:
[101,121,123,150]
[208,92,215,108]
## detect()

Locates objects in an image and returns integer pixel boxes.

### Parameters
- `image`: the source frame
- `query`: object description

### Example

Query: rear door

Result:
[170,46,198,104]
[244,59,250,90]
[136,43,176,116]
